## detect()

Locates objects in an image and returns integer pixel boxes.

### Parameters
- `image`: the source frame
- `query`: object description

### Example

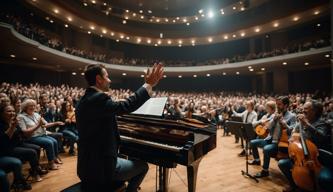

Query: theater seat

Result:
[61,182,126,192]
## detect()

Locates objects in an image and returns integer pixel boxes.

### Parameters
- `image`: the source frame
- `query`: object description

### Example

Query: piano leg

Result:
[158,166,169,192]
[187,158,202,192]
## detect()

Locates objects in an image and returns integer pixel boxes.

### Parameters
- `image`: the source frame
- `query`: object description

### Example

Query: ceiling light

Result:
[283,62,287,65]
[139,10,143,13]
[273,22,279,27]
[103,2,107,6]
[206,74,210,77]
[148,10,152,14]
[241,7,245,11]
[191,40,195,44]
[186,22,190,26]
[67,17,72,22]
[222,72,227,75]
[81,73,85,76]
[195,16,199,20]
[201,14,205,17]
[53,9,59,14]
[102,29,107,34]
[249,68,254,71]
[116,39,119,42]
[122,20,127,24]
[90,26,95,30]
[233,6,236,10]
[178,44,182,47]
[178,75,182,78]
[147,39,151,44]
[208,37,213,42]
[10,54,15,58]
[125,10,129,13]
[132,13,136,17]
[163,75,167,78]
[293,16,299,21]
[208,10,214,18]
[157,40,161,44]
[172,20,176,23]
[193,74,197,77]
[120,35,124,39]
[255,28,260,32]
[137,38,141,43]
[64,24,68,28]
[156,19,160,22]
[140,74,144,78]
[140,15,144,19]
[314,10,320,15]
[124,16,129,20]
[183,18,187,22]
[304,62,309,66]
[110,32,114,36]
[325,54,330,58]
[316,23,321,27]
[176,17,180,20]
[167,40,172,44]
[236,72,240,75]
[240,32,245,37]
[87,31,91,34]
[126,36,130,40]
[178,40,182,44]
[165,18,169,22]
[232,34,236,38]
[261,68,265,71]
[198,9,203,14]
[248,66,252,68]
[50,20,54,23]
[72,72,77,75]
[32,57,37,60]
[122,73,127,76]
[224,35,229,39]
[91,0,96,4]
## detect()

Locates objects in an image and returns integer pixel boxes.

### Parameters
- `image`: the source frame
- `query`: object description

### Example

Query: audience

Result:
[0,80,332,190]
[0,13,330,67]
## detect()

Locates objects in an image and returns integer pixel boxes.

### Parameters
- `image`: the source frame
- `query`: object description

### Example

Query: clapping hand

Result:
[145,63,164,87]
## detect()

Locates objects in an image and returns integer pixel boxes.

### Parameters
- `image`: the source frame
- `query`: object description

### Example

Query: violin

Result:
[288,122,322,191]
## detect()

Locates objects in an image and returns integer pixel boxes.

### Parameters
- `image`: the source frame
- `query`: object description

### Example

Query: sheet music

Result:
[131,97,167,116]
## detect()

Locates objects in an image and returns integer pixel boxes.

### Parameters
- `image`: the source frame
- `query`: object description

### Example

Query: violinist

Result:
[278,100,331,192]
[250,96,296,178]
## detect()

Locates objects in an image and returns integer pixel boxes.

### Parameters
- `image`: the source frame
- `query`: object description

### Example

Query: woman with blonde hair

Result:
[18,99,64,170]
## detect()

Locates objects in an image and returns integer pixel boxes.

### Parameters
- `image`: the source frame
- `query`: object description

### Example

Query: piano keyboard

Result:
[120,135,183,152]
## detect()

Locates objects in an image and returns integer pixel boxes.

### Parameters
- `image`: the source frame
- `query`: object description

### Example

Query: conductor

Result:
[76,63,164,192]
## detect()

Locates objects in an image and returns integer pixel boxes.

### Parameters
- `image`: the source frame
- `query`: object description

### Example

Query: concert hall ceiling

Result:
[23,0,330,46]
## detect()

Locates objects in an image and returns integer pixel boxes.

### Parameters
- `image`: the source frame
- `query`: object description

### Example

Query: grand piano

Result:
[117,114,217,192]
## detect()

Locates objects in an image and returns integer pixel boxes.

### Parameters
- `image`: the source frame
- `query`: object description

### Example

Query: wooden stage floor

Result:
[27,129,288,192]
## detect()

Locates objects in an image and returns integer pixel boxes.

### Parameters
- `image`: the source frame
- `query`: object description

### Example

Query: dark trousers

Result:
[81,158,148,192]
[62,129,78,153]
[279,158,333,191]
[10,146,39,174]
[0,169,9,192]
[318,167,333,192]
[0,156,24,183]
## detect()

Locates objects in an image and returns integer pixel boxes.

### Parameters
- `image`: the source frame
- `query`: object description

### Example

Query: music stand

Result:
[225,121,259,183]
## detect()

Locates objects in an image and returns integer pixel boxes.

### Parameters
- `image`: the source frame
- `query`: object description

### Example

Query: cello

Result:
[288,122,322,191]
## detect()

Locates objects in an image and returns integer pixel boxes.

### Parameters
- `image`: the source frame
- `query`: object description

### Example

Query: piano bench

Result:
[61,182,126,192]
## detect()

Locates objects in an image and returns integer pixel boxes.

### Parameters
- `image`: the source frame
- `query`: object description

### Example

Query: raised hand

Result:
[145,63,164,87]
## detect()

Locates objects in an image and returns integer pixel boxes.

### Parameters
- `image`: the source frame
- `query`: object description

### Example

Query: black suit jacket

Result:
[75,87,150,184]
